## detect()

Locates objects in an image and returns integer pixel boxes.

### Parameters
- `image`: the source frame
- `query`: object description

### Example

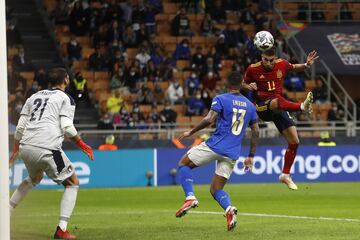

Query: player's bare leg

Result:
[280,126,300,190]
[54,173,79,239]
[9,172,43,215]
[210,174,237,231]
[175,155,199,218]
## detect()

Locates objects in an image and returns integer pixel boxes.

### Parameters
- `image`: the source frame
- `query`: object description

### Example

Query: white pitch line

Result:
[189,210,360,222]
[14,210,360,223]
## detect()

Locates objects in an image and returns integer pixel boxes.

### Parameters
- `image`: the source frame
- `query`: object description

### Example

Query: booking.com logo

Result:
[233,150,360,180]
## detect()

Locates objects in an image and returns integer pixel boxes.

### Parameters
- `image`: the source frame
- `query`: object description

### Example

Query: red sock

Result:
[277,97,301,112]
[283,144,298,174]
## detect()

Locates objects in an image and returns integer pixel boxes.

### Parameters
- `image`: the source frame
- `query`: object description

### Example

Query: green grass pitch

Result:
[11,182,360,240]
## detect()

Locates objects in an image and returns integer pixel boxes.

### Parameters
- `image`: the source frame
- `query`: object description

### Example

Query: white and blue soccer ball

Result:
[254,31,274,51]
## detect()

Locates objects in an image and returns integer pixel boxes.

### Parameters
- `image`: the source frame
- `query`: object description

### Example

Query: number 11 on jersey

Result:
[231,108,246,135]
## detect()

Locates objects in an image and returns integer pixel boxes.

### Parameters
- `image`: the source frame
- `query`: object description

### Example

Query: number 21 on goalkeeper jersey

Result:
[205,93,258,160]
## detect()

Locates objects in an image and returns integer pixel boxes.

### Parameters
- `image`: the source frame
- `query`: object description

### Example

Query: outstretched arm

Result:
[178,110,218,141]
[291,50,319,72]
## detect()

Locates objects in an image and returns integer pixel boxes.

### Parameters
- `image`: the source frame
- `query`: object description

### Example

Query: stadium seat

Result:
[82,47,95,59]
[94,71,109,80]
[126,48,138,60]
[163,3,178,14]
[176,60,190,70]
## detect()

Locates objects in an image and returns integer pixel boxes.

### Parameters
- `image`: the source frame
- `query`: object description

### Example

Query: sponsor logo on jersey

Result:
[260,75,265,79]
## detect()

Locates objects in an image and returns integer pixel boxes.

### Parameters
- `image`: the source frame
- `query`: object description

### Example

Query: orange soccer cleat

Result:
[175,198,199,218]
[225,206,238,231]
[54,226,76,239]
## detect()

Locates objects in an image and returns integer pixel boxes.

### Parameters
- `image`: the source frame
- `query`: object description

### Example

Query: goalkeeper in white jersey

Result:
[9,68,94,239]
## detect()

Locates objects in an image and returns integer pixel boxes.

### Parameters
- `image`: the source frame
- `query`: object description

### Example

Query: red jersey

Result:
[244,59,294,101]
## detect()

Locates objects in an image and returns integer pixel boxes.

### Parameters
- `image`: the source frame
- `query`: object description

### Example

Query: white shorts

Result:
[19,144,74,184]
[187,142,235,179]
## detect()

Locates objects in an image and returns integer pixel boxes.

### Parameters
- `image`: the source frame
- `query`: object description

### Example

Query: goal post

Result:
[0,0,10,238]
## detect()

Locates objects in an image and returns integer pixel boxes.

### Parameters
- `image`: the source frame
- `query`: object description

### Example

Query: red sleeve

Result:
[244,66,253,83]
[283,59,294,71]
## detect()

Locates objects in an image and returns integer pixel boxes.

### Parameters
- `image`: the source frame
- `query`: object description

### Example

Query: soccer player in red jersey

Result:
[242,47,319,190]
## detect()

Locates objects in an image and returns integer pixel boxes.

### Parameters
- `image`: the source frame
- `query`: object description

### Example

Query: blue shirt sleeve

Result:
[210,96,222,113]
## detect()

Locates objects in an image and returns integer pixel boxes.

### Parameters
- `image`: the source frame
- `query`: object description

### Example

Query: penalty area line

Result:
[189,210,360,222]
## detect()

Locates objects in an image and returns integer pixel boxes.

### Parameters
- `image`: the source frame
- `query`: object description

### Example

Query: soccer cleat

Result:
[279,174,298,190]
[302,92,313,114]
[54,226,76,239]
[175,199,199,218]
[225,206,238,231]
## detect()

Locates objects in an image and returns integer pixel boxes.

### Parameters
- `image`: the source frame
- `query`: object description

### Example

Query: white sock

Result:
[59,185,79,231]
[300,103,305,110]
[10,177,34,213]
[186,195,196,200]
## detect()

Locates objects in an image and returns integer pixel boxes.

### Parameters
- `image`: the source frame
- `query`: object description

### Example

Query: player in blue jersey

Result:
[175,71,260,231]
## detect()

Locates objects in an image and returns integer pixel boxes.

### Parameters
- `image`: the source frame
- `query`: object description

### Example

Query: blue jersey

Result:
[205,93,258,160]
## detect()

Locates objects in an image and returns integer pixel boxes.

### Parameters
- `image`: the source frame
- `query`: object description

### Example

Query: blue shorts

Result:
[255,99,295,132]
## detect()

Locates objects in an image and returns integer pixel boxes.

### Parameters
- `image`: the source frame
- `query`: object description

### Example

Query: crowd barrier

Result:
[9,146,360,189]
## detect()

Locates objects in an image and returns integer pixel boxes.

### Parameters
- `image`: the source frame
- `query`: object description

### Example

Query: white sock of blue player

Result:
[59,185,79,231]
[9,176,35,214]
[213,190,232,211]
[178,166,196,200]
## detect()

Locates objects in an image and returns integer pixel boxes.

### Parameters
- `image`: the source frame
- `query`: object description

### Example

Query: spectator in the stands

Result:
[255,11,271,32]
[166,79,184,105]
[25,81,40,99]
[144,4,157,34]
[69,1,87,35]
[136,23,148,45]
[34,68,48,90]
[201,13,216,36]
[328,102,344,122]
[159,60,174,81]
[132,1,146,26]
[296,112,311,127]
[206,47,221,68]
[186,90,205,116]
[313,79,328,104]
[209,0,226,24]
[184,71,200,97]
[149,104,160,125]
[107,89,125,116]
[202,57,219,76]
[160,100,177,128]
[173,38,191,60]
[202,71,218,91]
[87,7,101,36]
[236,23,249,46]
[340,3,353,20]
[122,25,138,48]
[135,47,151,71]
[67,36,82,61]
[124,66,141,92]
[70,71,92,107]
[171,6,192,37]
[136,83,153,105]
[132,102,146,121]
[7,66,26,94]
[191,46,206,70]
[153,83,165,104]
[107,20,121,43]
[9,89,25,124]
[215,34,230,57]
[93,25,108,47]
[240,3,257,24]
[110,68,126,90]
[151,46,165,67]
[108,48,125,70]
[97,112,114,129]
[199,84,212,109]
[12,47,33,71]
[222,21,239,48]
[89,46,107,71]
[297,3,308,21]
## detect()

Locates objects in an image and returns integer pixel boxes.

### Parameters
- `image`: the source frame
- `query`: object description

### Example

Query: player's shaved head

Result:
[227,71,243,88]
[48,68,69,87]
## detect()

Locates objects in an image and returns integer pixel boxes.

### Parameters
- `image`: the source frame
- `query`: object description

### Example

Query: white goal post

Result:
[0,0,10,238]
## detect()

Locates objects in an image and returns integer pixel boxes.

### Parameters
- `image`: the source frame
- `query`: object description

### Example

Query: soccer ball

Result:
[254,31,274,51]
